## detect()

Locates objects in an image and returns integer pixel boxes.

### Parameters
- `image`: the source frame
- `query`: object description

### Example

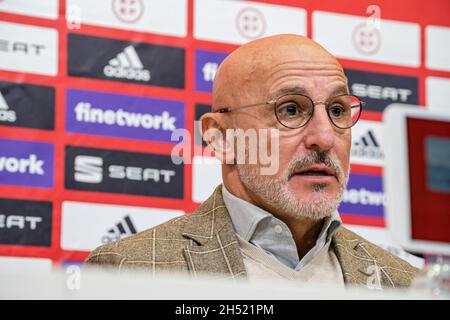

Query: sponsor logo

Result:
[0,81,55,130]
[102,215,137,244]
[346,69,418,112]
[73,155,176,184]
[0,138,54,188]
[0,91,15,123]
[68,34,185,88]
[339,173,385,218]
[65,146,183,198]
[0,39,46,55]
[313,11,420,67]
[352,23,381,55]
[74,155,103,183]
[112,0,144,23]
[61,201,183,251]
[351,120,384,166]
[352,129,383,158]
[74,156,175,183]
[195,49,228,93]
[0,198,52,246]
[74,103,175,130]
[103,45,150,82]
[203,63,218,82]
[0,0,59,20]
[236,7,266,40]
[0,21,58,76]
[67,0,187,37]
[66,89,184,143]
[194,0,306,45]
[0,154,44,175]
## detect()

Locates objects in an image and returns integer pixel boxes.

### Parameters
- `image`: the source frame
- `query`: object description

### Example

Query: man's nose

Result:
[302,106,335,152]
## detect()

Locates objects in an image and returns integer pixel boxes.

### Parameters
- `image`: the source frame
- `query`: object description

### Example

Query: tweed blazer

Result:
[85,185,418,289]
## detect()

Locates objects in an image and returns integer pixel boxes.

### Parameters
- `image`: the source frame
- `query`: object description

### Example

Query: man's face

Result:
[230,52,351,221]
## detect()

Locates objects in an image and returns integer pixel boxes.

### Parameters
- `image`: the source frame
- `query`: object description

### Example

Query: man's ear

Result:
[199,112,234,164]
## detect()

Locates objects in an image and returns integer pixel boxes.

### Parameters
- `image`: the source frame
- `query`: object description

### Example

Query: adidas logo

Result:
[101,215,137,244]
[351,129,384,160]
[103,45,151,82]
[0,91,16,123]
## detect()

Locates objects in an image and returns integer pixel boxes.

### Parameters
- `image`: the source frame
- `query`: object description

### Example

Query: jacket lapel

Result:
[332,227,385,289]
[181,186,247,280]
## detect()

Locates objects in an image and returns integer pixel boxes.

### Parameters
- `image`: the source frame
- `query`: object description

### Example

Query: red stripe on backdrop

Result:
[55,250,89,264]
[0,12,59,29]
[350,164,383,176]
[340,214,386,227]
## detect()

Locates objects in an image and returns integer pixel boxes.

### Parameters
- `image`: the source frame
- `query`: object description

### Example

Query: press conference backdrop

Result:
[0,0,448,272]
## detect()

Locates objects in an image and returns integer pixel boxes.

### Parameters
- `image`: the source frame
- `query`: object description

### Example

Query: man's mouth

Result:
[290,164,337,180]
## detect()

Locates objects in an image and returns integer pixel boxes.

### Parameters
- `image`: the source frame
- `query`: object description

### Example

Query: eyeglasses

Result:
[215,93,365,129]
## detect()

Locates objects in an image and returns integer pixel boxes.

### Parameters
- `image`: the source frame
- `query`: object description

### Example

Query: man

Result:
[85,34,418,289]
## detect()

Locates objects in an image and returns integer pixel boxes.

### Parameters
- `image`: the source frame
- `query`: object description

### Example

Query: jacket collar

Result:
[181,186,247,280]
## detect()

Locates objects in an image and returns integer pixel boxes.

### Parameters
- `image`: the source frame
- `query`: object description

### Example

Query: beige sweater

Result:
[237,235,345,287]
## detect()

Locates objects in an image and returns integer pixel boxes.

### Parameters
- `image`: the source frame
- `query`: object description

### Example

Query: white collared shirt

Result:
[222,185,342,271]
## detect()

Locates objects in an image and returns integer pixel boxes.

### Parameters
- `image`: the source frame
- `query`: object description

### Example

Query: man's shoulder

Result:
[84,185,227,270]
[332,226,419,287]
[84,213,193,268]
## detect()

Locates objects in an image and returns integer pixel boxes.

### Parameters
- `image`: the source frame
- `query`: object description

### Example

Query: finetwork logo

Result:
[342,188,387,207]
[0,139,53,188]
[202,62,218,82]
[0,91,16,123]
[195,49,228,93]
[0,154,44,175]
[101,215,137,244]
[66,89,184,143]
[74,102,176,131]
[65,146,184,198]
[338,173,385,218]
[351,129,384,161]
[103,45,150,82]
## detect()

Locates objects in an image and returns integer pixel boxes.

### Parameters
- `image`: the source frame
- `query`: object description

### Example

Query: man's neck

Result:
[280,215,325,260]
[223,174,326,260]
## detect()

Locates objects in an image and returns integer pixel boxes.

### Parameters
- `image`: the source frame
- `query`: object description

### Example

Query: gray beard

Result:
[236,151,349,221]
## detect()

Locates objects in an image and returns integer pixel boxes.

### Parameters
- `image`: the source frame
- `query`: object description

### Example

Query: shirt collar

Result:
[222,184,342,270]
